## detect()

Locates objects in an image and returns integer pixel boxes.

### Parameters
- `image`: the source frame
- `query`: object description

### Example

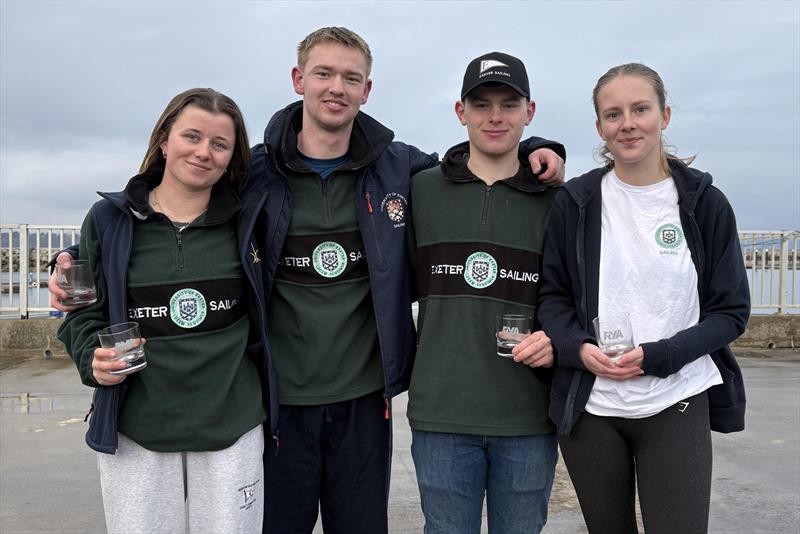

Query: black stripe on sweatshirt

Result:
[276,231,368,285]
[415,242,541,304]
[127,278,247,337]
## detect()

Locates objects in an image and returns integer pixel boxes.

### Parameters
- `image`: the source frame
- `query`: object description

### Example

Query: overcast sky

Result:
[1,0,798,230]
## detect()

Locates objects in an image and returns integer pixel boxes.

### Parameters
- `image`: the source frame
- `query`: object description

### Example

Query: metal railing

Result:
[2,224,799,318]
[740,231,799,314]
[1,224,80,318]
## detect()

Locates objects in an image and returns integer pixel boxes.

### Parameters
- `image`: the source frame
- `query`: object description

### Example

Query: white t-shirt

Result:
[585,170,722,418]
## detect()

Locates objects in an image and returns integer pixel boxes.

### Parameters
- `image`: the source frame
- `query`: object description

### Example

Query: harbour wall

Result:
[1,315,798,355]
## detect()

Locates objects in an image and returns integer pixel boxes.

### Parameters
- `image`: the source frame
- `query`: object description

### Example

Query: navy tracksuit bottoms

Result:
[264,389,391,534]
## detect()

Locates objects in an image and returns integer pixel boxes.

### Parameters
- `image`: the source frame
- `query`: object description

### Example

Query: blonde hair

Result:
[297,27,372,76]
[593,63,694,175]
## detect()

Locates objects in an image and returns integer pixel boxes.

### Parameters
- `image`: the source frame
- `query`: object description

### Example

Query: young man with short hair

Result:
[407,52,559,534]
[247,29,436,533]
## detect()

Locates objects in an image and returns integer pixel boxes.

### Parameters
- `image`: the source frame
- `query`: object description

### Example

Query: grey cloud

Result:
[1,0,798,229]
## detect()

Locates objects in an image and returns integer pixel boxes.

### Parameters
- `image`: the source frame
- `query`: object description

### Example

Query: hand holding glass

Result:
[592,313,635,361]
[496,314,534,358]
[55,259,97,306]
[97,322,147,375]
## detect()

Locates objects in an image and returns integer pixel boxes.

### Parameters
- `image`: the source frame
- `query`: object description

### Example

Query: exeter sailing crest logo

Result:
[169,288,207,328]
[655,223,684,250]
[463,251,498,289]
[312,241,347,278]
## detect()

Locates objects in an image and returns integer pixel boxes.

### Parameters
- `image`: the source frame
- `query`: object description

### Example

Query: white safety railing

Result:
[1,224,80,318]
[739,231,800,314]
[1,224,798,318]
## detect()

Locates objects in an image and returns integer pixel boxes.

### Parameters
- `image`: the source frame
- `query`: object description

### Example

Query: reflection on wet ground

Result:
[1,392,66,414]
[0,350,85,419]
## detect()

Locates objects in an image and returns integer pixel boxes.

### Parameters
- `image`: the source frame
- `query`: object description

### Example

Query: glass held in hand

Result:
[55,259,97,306]
[592,313,635,361]
[97,322,147,376]
[495,314,534,358]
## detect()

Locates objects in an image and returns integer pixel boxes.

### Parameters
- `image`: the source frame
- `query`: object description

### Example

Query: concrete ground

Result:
[1,349,798,534]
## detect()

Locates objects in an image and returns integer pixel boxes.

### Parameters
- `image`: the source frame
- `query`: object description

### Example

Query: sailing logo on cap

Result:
[480,59,508,73]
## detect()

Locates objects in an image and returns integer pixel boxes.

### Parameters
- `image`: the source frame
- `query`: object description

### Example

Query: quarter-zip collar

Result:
[264,101,395,176]
[120,167,241,226]
[441,140,547,193]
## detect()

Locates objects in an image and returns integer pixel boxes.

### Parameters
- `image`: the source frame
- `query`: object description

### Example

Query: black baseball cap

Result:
[460,51,530,100]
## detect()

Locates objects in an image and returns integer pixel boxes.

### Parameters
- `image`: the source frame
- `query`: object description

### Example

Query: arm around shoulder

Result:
[407,145,440,175]
[57,212,110,387]
[519,136,566,162]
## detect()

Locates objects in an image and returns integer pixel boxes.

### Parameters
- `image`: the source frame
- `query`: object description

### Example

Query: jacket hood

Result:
[563,160,713,210]
[98,167,241,225]
[441,140,547,193]
[263,101,395,173]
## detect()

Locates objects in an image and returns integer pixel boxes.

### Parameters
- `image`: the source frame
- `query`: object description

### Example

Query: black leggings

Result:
[558,391,712,534]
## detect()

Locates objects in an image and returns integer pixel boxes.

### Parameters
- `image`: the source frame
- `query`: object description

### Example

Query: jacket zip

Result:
[321,179,331,223]
[363,189,391,403]
[577,205,588,330]
[560,373,582,435]
[364,192,385,265]
[238,191,280,446]
[561,203,588,434]
[120,211,133,323]
[682,206,705,299]
[174,226,185,270]
[481,184,492,225]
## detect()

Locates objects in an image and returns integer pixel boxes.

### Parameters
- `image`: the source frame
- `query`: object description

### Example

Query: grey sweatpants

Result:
[97,424,264,534]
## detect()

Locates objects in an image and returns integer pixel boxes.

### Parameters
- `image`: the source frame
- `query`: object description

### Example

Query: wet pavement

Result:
[1,349,798,533]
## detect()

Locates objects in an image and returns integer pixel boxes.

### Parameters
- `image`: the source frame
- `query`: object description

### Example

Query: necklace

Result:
[150,187,164,213]
[149,186,208,224]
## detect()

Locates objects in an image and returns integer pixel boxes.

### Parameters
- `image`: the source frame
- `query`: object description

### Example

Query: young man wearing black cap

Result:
[407,52,560,533]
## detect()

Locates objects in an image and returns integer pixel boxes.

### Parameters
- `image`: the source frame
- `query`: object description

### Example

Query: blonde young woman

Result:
[538,64,749,534]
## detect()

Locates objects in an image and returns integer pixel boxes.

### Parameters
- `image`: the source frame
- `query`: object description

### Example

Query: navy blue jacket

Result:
[245,102,439,399]
[64,179,277,453]
[538,161,750,436]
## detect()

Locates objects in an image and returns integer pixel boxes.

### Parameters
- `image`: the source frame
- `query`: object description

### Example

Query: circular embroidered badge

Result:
[169,288,207,329]
[655,223,684,249]
[385,199,406,223]
[463,251,498,289]
[380,193,408,226]
[312,241,348,278]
